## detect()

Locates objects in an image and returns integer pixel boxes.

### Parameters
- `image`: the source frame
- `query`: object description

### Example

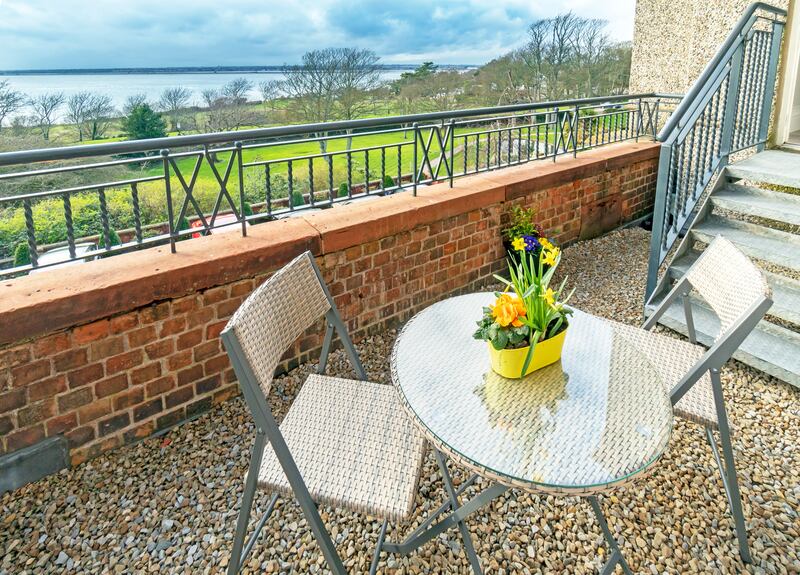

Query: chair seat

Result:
[607,321,719,429]
[257,374,427,522]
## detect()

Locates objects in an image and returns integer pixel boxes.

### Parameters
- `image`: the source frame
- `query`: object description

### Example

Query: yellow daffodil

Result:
[542,287,556,306]
[540,237,553,250]
[511,237,526,251]
[542,247,559,266]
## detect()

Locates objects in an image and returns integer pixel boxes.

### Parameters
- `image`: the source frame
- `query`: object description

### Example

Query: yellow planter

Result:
[488,328,568,379]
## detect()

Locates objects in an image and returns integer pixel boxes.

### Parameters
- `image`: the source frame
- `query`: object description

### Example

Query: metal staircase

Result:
[645,3,800,387]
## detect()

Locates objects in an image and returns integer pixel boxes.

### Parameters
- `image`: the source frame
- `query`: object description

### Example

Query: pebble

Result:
[1,228,797,574]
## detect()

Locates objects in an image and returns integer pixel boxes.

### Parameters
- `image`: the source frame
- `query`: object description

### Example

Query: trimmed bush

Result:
[383,175,396,189]
[291,191,305,207]
[13,242,30,266]
[242,202,253,217]
[338,182,350,198]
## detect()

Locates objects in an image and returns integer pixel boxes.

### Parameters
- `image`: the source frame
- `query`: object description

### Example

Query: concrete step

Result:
[647,293,800,387]
[669,250,800,327]
[726,150,800,189]
[692,215,800,273]
[712,184,800,227]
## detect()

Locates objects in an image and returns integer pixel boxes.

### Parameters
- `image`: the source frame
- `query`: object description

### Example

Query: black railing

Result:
[0,93,680,277]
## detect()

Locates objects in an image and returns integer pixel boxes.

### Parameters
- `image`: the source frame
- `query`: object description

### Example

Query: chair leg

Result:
[708,368,752,563]
[588,496,632,575]
[434,450,483,575]
[369,519,389,575]
[228,432,267,575]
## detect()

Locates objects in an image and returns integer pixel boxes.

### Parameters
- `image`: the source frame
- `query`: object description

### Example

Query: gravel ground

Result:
[2,227,799,575]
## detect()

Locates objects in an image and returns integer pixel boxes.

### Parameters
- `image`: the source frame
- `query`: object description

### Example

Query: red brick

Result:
[98,412,130,436]
[46,412,77,435]
[6,424,45,451]
[196,375,221,395]
[176,329,203,351]
[106,350,144,375]
[130,362,162,385]
[113,387,144,411]
[194,340,220,362]
[32,332,70,358]
[89,336,125,362]
[0,347,31,369]
[53,348,88,373]
[57,387,93,413]
[215,298,243,319]
[95,374,129,398]
[77,398,113,424]
[11,359,51,387]
[203,285,229,305]
[127,325,157,348]
[28,375,67,402]
[65,425,95,448]
[165,386,193,408]
[0,415,13,435]
[167,350,193,371]
[73,319,110,345]
[206,320,228,340]
[109,312,139,334]
[133,398,163,422]
[140,302,171,324]
[17,398,56,427]
[159,317,186,338]
[123,420,156,443]
[145,376,175,398]
[177,364,203,387]
[172,295,200,314]
[145,339,174,361]
[67,364,105,389]
[230,280,254,297]
[0,387,26,413]
[204,355,229,376]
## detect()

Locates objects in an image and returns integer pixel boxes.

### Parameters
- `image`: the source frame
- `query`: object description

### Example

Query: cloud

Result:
[0,0,635,70]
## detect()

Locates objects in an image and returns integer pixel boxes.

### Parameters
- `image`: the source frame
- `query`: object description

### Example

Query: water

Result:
[0,70,413,118]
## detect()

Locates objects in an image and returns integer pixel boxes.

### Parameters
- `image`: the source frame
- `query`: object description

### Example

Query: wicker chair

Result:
[612,236,772,563]
[221,251,427,575]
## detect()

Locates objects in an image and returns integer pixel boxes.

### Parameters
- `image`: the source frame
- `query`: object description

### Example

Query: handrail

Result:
[645,2,786,301]
[658,2,787,142]
[0,93,667,167]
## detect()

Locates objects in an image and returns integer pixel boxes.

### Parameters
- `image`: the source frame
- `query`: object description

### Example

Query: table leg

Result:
[434,450,484,575]
[588,496,633,575]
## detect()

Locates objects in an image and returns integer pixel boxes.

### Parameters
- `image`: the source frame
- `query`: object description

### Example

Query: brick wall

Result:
[0,141,660,468]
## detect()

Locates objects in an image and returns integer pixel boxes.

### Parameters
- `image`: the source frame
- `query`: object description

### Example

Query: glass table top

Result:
[391,293,673,495]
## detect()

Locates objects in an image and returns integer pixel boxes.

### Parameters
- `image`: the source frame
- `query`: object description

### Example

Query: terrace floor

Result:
[1,228,799,574]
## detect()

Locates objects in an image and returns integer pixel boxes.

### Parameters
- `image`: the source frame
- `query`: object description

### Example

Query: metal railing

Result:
[645,2,787,300]
[0,93,679,277]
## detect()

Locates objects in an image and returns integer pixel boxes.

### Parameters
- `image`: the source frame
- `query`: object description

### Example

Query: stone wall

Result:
[0,142,660,469]
[629,0,789,95]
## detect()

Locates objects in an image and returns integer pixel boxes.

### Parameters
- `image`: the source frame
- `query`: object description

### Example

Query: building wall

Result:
[630,0,790,94]
[0,142,660,468]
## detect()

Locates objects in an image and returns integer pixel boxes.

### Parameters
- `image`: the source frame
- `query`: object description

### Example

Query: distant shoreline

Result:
[0,64,475,76]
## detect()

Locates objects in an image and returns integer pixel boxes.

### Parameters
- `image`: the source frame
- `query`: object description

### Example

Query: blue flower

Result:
[522,235,540,252]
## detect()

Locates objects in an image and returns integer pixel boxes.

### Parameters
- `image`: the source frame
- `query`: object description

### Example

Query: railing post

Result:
[573,105,579,157]
[161,148,176,254]
[449,119,455,187]
[412,122,419,196]
[718,42,745,168]
[645,142,674,301]
[235,141,247,237]
[757,20,784,151]
[23,198,37,268]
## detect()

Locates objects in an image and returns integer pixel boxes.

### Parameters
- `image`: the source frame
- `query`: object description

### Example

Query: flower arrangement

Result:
[474,236,574,377]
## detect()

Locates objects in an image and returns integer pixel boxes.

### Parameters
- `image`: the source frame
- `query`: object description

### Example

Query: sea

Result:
[0,69,418,118]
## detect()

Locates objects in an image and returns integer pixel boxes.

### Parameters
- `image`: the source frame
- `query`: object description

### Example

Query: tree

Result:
[65,92,115,141]
[123,93,148,116]
[121,103,167,140]
[258,79,282,110]
[158,86,193,133]
[28,92,65,140]
[0,80,25,133]
[222,77,253,104]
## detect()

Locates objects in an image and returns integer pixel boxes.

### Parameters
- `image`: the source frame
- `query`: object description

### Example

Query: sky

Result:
[0,0,637,70]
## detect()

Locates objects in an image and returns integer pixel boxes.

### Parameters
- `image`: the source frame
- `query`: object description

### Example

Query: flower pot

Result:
[488,328,568,379]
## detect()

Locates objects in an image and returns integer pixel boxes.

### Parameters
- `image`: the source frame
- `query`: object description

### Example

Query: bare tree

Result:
[28,92,65,140]
[158,86,193,133]
[0,80,25,133]
[123,93,148,116]
[221,77,253,104]
[259,79,282,111]
[65,91,91,141]
[199,87,256,133]
[66,92,114,141]
[337,48,381,120]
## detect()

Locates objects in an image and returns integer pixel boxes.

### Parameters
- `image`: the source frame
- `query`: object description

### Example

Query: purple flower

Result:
[523,235,540,252]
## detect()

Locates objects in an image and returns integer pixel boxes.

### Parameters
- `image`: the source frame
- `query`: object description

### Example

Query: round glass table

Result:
[386,293,673,574]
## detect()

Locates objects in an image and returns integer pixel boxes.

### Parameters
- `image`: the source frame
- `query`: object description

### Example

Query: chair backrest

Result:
[683,235,771,340]
[221,252,332,404]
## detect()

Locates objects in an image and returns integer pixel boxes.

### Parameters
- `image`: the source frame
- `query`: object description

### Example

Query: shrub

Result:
[122,103,167,140]
[383,175,396,189]
[98,229,121,249]
[291,191,305,207]
[13,242,30,266]
[338,182,350,198]
[241,202,253,217]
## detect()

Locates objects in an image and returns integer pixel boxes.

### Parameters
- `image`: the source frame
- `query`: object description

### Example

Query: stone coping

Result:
[0,141,659,347]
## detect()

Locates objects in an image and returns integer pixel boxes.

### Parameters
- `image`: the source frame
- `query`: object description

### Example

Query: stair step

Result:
[726,150,800,189]
[712,184,800,226]
[692,216,800,272]
[669,250,800,326]
[647,294,800,387]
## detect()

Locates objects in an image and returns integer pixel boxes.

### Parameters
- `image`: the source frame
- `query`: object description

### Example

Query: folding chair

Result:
[612,235,772,563]
[221,251,427,574]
